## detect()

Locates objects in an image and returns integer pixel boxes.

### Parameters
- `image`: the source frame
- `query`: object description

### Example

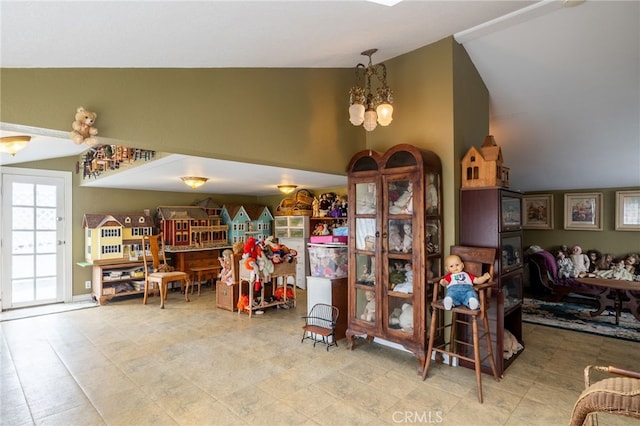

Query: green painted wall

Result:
[523,187,640,255]
[0,67,362,175]
[365,38,490,253]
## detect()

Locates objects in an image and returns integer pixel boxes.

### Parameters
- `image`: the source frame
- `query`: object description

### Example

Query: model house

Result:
[82,212,154,263]
[461,135,510,189]
[220,204,274,244]
[156,205,228,249]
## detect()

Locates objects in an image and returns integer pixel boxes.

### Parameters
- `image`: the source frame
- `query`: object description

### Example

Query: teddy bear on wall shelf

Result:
[70,106,99,146]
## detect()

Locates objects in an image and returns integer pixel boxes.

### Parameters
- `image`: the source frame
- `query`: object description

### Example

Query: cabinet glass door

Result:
[355,183,376,214]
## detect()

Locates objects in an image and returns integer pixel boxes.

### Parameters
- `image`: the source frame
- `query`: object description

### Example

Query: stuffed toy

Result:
[242,237,262,290]
[569,245,592,278]
[503,329,523,359]
[360,290,375,322]
[70,107,99,146]
[440,254,491,310]
[389,303,413,331]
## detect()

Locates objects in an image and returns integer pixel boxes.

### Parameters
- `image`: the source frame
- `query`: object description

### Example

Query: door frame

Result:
[1,166,73,310]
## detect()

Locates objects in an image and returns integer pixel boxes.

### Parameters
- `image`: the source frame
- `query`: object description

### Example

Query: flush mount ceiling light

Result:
[348,48,394,132]
[181,176,208,189]
[277,185,298,194]
[0,135,31,156]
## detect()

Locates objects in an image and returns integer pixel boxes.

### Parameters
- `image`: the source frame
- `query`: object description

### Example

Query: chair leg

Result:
[184,279,191,303]
[449,312,458,366]
[422,306,440,380]
[472,316,483,403]
[159,282,166,309]
[143,280,149,305]
[483,315,500,381]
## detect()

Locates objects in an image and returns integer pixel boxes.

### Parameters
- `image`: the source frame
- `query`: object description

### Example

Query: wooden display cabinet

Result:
[460,187,524,376]
[91,260,146,305]
[345,144,443,373]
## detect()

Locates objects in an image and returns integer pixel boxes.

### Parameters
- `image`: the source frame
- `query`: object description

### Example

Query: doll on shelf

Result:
[401,222,412,253]
[360,290,376,322]
[388,223,402,252]
[389,181,413,214]
[425,173,438,215]
[393,262,413,294]
[440,254,491,310]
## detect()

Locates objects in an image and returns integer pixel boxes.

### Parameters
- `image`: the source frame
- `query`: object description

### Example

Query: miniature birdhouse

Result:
[461,135,510,188]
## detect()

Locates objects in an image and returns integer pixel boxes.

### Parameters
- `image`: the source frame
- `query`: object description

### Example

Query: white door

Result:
[1,167,72,310]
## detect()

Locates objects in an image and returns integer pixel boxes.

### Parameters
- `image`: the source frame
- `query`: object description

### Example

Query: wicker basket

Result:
[275,198,295,216]
[295,189,314,209]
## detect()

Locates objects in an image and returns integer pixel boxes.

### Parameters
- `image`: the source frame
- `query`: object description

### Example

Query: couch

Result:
[528,249,604,301]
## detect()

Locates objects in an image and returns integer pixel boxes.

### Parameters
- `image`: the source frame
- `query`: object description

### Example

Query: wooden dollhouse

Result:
[82,211,154,263]
[156,205,228,250]
[220,204,273,244]
[461,135,510,188]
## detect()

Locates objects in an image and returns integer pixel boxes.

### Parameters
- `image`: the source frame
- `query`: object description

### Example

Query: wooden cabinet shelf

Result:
[91,261,146,305]
[345,144,443,373]
[460,187,525,376]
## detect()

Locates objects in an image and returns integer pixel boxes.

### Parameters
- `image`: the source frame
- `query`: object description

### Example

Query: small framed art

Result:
[564,192,603,231]
[522,194,554,229]
[615,190,640,231]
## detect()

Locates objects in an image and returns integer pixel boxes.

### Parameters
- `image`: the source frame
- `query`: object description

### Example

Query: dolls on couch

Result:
[440,254,491,310]
[570,245,594,278]
[556,249,576,279]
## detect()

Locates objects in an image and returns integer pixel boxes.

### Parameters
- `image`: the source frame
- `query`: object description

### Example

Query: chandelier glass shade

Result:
[181,176,208,189]
[277,184,298,194]
[348,49,394,131]
[0,136,31,156]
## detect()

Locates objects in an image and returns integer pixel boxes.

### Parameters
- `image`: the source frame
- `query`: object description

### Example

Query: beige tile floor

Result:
[1,286,639,426]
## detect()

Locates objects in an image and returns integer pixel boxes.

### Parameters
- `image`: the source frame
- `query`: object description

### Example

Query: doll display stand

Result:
[238,260,297,317]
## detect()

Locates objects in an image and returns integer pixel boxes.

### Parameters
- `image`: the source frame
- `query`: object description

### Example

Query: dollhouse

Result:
[461,135,510,188]
[156,205,228,250]
[82,211,154,263]
[220,204,273,244]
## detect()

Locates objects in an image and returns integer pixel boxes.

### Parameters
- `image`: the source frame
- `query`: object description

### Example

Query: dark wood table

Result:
[165,246,231,292]
[575,278,640,325]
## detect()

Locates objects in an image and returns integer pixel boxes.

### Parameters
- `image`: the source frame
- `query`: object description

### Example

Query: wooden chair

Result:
[570,365,640,426]
[141,233,190,309]
[422,245,500,403]
[301,303,339,351]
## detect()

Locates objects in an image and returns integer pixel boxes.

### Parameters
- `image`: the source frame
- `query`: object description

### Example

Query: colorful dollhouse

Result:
[220,204,273,244]
[82,211,154,263]
[461,135,510,189]
[156,205,228,250]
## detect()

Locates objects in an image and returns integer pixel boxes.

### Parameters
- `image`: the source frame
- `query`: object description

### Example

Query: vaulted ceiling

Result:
[1,1,638,194]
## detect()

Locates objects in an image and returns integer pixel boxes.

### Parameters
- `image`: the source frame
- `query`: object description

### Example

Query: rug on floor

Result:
[522,297,640,342]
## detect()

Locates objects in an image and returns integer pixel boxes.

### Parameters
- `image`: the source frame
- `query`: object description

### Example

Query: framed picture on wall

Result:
[615,190,640,231]
[522,194,554,229]
[564,192,603,231]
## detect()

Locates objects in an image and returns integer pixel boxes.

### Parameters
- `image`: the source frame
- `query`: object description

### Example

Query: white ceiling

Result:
[1,0,638,194]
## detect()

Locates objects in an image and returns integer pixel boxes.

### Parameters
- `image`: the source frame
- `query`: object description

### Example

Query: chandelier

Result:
[277,185,298,194]
[348,48,394,132]
[0,136,31,156]
[181,176,208,189]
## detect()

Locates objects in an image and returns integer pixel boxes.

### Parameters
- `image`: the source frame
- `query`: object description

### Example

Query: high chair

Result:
[422,245,500,403]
